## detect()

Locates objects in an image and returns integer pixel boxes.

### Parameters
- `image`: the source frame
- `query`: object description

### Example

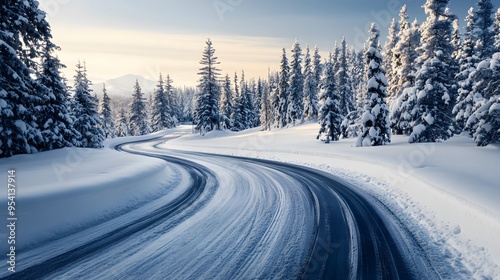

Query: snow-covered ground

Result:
[1,124,498,278]
[163,123,500,279]
[0,131,183,252]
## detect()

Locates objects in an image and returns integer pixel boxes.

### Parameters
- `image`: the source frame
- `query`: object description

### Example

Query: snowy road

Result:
[5,135,440,279]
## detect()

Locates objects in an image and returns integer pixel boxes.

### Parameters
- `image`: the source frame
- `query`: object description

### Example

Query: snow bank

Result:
[163,123,500,279]
[0,131,180,251]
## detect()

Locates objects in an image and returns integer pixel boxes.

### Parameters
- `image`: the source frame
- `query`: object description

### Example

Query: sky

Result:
[40,0,486,88]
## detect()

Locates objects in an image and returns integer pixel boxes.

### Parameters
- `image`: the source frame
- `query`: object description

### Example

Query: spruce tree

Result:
[474,0,496,60]
[277,48,290,128]
[71,62,105,148]
[194,38,221,134]
[0,1,55,157]
[129,79,149,136]
[303,45,319,121]
[37,41,79,150]
[337,37,355,117]
[230,72,243,131]
[495,8,500,52]
[220,74,233,129]
[357,23,391,147]
[165,75,177,127]
[453,8,478,131]
[384,18,400,98]
[260,78,273,131]
[99,84,116,139]
[116,103,129,137]
[287,40,304,125]
[317,54,342,143]
[408,0,456,143]
[150,74,174,132]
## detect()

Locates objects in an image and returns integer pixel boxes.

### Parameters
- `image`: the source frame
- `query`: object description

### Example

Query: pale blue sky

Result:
[41,0,489,86]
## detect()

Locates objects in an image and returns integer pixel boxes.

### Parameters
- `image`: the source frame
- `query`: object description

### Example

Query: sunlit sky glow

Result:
[41,0,482,87]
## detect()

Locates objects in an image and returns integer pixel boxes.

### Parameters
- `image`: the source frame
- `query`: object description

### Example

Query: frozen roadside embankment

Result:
[163,124,500,279]
[0,130,183,252]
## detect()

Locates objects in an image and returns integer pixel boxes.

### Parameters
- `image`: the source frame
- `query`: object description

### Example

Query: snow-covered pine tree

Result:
[164,75,177,127]
[277,48,290,128]
[71,62,105,148]
[194,38,221,134]
[115,103,129,137]
[495,8,500,52]
[241,72,255,129]
[269,71,280,128]
[303,45,319,121]
[317,54,342,143]
[313,46,322,96]
[474,0,496,60]
[453,8,478,131]
[465,53,500,146]
[388,5,409,102]
[99,84,116,139]
[220,74,233,129]
[0,1,54,157]
[37,41,80,150]
[357,23,391,147]
[337,37,355,117]
[260,78,273,131]
[253,79,262,128]
[341,47,366,138]
[129,79,149,136]
[408,0,456,143]
[230,72,244,131]
[384,18,400,98]
[150,74,174,132]
[287,39,304,126]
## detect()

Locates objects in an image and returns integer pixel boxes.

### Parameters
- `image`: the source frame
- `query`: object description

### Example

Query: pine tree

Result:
[495,8,500,52]
[408,0,456,143]
[129,79,149,136]
[474,0,496,60]
[341,48,366,138]
[253,79,262,128]
[453,8,478,131]
[164,75,177,127]
[260,78,273,131]
[303,45,319,121]
[37,41,79,150]
[277,48,290,128]
[287,40,304,125]
[150,74,174,132]
[116,103,129,137]
[0,1,55,157]
[357,23,391,147]
[384,18,400,98]
[317,54,342,143]
[466,53,500,146]
[240,72,255,129]
[220,74,233,129]
[194,38,221,134]
[313,46,322,95]
[71,62,105,148]
[230,72,243,130]
[337,37,355,117]
[99,84,116,139]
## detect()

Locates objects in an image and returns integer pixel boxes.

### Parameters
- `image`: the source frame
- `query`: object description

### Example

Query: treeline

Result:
[193,0,500,147]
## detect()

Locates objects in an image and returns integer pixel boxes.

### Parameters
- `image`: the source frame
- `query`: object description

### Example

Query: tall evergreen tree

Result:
[220,74,233,129]
[71,62,105,148]
[408,0,456,143]
[384,18,401,97]
[99,84,116,139]
[465,53,500,146]
[150,74,174,132]
[260,78,273,131]
[495,8,500,52]
[129,79,149,136]
[303,45,319,121]
[357,23,391,147]
[116,103,129,137]
[287,40,304,125]
[37,41,79,150]
[474,0,496,60]
[164,75,178,126]
[0,0,54,157]
[317,54,342,143]
[230,72,244,130]
[277,48,290,128]
[453,8,478,131]
[337,37,355,117]
[194,39,221,134]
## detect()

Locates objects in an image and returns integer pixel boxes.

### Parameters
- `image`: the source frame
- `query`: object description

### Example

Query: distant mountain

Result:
[92,74,156,99]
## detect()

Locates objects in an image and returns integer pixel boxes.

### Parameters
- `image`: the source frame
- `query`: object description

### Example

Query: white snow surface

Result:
[0,124,499,278]
[163,123,500,279]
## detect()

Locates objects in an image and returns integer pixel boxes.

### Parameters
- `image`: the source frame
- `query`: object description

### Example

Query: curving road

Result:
[4,135,441,279]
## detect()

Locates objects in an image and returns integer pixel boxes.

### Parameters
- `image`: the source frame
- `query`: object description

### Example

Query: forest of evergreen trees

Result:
[1,0,499,158]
